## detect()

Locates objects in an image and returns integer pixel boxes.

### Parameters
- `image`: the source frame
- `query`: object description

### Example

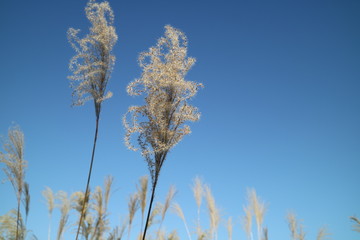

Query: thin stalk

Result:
[16,196,20,240]
[156,218,164,240]
[140,216,144,237]
[75,115,100,240]
[48,217,52,240]
[142,180,157,240]
[197,207,200,233]
[184,220,192,240]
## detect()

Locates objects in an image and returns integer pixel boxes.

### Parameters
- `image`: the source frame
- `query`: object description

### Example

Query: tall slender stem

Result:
[75,116,100,240]
[15,196,20,240]
[47,216,52,240]
[142,180,157,240]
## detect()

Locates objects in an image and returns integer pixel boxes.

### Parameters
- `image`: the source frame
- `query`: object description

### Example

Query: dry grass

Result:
[192,177,204,211]
[350,216,360,233]
[123,25,203,240]
[89,176,113,239]
[2,170,354,240]
[148,202,161,230]
[192,176,204,230]
[204,185,220,240]
[40,176,114,240]
[42,187,55,240]
[127,192,139,240]
[108,217,127,240]
[72,190,92,238]
[137,175,149,230]
[67,0,117,238]
[0,209,26,239]
[157,186,177,239]
[56,191,71,240]
[287,212,305,240]
[243,204,253,240]
[316,226,330,240]
[42,187,55,216]
[0,126,27,240]
[172,203,192,240]
[247,189,266,240]
[227,217,233,240]
[161,186,177,222]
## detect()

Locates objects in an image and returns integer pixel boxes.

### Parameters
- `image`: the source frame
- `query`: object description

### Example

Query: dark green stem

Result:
[15,196,20,240]
[75,115,100,240]
[142,179,158,240]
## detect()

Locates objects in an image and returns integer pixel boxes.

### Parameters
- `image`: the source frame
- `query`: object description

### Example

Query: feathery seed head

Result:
[204,185,220,238]
[316,227,330,240]
[123,25,203,183]
[243,205,253,240]
[161,185,177,221]
[0,126,26,202]
[247,188,266,238]
[42,187,55,216]
[128,192,139,226]
[148,202,162,228]
[172,203,185,222]
[56,191,71,239]
[137,175,149,217]
[192,176,204,209]
[287,212,306,240]
[68,0,117,115]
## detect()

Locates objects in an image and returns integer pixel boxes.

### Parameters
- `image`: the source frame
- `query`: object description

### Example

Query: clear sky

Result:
[1,0,359,239]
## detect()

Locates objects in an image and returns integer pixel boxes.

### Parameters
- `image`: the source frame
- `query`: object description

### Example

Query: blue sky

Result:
[1,0,359,239]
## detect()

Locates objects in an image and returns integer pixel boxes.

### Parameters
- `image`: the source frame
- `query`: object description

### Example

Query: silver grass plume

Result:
[243,205,253,240]
[42,187,55,240]
[71,191,93,239]
[0,209,27,240]
[287,212,305,240]
[127,192,139,240]
[156,185,177,238]
[172,203,192,240]
[0,126,27,240]
[68,0,117,114]
[316,227,330,240]
[68,0,117,239]
[247,189,266,240]
[167,230,180,240]
[123,24,202,240]
[137,175,148,231]
[124,25,202,180]
[91,175,113,239]
[161,185,177,223]
[204,185,220,240]
[56,191,71,240]
[192,176,204,232]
